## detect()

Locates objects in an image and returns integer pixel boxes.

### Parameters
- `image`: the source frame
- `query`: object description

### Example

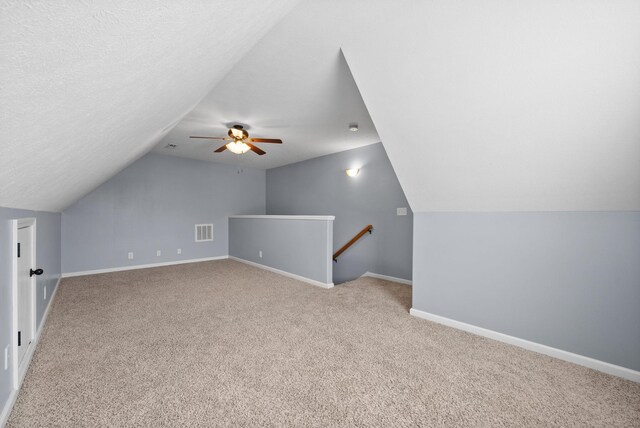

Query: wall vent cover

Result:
[195,224,213,242]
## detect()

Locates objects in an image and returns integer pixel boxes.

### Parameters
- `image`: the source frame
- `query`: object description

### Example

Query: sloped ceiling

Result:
[3,0,638,213]
[151,7,380,169]
[342,0,640,212]
[156,0,640,211]
[0,0,299,212]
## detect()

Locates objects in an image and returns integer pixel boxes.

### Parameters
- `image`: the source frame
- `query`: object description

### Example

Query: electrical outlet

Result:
[4,345,9,370]
[128,252,133,260]
[397,207,408,216]
[156,250,161,257]
[177,248,182,255]
[259,250,263,258]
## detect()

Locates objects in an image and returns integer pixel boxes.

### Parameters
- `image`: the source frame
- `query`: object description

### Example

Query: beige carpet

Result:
[7,260,640,427]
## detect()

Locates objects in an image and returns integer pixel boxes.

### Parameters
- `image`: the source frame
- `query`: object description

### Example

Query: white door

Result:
[17,225,34,366]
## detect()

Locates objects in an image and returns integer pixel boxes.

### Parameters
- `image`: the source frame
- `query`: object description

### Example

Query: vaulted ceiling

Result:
[0,0,300,211]
[342,0,640,212]
[151,25,380,169]
[2,0,639,213]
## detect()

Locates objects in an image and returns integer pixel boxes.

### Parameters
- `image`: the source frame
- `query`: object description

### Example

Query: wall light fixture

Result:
[346,168,360,177]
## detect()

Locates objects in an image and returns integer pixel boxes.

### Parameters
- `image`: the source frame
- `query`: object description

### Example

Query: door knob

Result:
[30,268,43,277]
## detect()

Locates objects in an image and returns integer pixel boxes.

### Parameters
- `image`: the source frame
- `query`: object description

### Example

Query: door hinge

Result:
[17,242,20,258]
[18,331,21,347]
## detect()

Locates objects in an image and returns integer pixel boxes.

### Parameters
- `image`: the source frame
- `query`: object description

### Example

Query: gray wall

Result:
[0,206,61,417]
[229,217,333,285]
[62,153,265,273]
[413,211,640,372]
[266,143,412,284]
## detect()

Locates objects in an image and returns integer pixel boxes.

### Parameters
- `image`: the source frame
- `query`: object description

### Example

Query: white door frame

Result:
[11,217,37,389]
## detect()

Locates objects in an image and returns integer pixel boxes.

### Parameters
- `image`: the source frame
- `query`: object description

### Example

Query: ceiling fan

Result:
[189,125,282,156]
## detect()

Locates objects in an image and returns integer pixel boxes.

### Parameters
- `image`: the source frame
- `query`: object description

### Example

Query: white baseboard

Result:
[61,256,229,278]
[409,308,640,383]
[1,277,61,427]
[362,272,412,286]
[0,388,17,428]
[229,256,334,289]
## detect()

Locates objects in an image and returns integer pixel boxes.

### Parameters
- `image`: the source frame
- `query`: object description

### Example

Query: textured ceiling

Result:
[170,0,640,211]
[0,0,299,212]
[3,0,638,213]
[342,0,640,211]
[152,3,380,169]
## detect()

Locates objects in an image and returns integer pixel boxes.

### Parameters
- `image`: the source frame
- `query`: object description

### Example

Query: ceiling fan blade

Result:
[246,142,266,155]
[189,136,229,140]
[214,144,228,153]
[249,138,282,144]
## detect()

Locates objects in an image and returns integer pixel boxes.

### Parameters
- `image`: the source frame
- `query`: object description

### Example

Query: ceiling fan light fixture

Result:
[226,140,251,154]
[190,124,280,156]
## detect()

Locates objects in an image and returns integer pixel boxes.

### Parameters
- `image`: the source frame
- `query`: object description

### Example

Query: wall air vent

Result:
[195,224,213,242]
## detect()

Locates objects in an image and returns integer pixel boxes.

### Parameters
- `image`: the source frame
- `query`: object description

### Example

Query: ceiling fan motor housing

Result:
[228,125,248,140]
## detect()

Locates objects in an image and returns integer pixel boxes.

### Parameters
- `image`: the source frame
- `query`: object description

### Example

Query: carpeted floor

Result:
[7,259,640,427]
